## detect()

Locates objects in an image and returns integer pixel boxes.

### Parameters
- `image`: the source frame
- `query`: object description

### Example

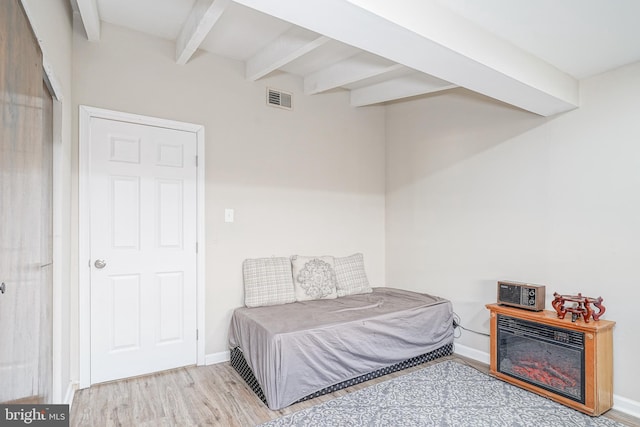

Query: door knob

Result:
[94,259,107,269]
[0,282,5,294]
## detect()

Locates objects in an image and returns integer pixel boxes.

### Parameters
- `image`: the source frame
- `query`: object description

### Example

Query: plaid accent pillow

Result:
[243,257,295,308]
[334,253,372,297]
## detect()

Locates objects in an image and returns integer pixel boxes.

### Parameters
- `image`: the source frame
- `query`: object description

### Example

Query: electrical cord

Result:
[453,312,490,338]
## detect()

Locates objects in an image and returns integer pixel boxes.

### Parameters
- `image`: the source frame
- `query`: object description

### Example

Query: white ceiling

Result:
[439,0,640,79]
[74,0,640,116]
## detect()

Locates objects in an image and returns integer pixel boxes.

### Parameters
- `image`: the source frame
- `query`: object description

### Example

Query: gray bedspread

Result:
[228,287,454,410]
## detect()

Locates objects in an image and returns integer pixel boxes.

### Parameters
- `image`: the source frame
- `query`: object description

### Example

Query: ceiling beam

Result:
[351,75,456,107]
[75,0,101,42]
[176,0,230,65]
[246,27,330,81]
[232,0,578,116]
[304,53,404,95]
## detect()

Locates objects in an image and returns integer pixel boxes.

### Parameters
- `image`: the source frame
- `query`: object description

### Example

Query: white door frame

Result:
[78,105,206,388]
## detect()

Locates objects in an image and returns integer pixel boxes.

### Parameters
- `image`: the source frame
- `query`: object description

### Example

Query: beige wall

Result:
[386,61,640,403]
[22,0,73,403]
[71,22,387,356]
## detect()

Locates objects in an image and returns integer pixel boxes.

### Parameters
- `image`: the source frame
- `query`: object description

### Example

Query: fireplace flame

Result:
[512,358,578,391]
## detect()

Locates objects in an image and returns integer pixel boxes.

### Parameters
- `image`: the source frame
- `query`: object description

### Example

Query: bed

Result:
[229,283,454,410]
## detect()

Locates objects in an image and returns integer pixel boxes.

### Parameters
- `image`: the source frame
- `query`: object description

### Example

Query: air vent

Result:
[267,88,292,110]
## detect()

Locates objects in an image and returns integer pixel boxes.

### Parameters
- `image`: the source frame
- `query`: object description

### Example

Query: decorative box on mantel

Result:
[486,304,615,416]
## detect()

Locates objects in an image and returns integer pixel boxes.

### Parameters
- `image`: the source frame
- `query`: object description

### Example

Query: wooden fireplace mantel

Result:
[486,303,615,416]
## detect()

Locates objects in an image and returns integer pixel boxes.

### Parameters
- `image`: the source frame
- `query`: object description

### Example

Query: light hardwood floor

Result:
[70,355,639,427]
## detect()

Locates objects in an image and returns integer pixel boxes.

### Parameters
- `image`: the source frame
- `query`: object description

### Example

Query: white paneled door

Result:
[89,117,197,384]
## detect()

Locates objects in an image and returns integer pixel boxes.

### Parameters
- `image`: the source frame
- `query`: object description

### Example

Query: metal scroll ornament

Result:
[551,292,606,323]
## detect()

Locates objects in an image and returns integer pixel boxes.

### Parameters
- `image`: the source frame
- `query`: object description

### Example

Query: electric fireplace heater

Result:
[497,314,585,403]
[487,303,614,415]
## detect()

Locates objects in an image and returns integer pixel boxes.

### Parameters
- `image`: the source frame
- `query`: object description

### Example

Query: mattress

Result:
[228,287,454,409]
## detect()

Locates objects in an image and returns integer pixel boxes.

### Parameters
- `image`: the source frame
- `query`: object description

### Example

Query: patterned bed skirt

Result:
[229,342,454,408]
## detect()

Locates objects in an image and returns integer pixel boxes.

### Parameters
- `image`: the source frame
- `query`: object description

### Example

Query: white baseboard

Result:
[613,395,640,419]
[453,343,640,419]
[205,350,230,365]
[453,343,490,365]
[64,381,78,407]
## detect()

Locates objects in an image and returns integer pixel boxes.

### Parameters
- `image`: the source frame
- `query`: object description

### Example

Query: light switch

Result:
[224,208,234,223]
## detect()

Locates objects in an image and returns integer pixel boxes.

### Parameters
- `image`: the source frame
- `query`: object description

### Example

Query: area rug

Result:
[259,360,623,427]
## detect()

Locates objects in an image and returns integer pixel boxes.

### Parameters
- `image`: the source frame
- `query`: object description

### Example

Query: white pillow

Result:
[290,255,338,301]
[243,257,295,308]
[334,253,372,297]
